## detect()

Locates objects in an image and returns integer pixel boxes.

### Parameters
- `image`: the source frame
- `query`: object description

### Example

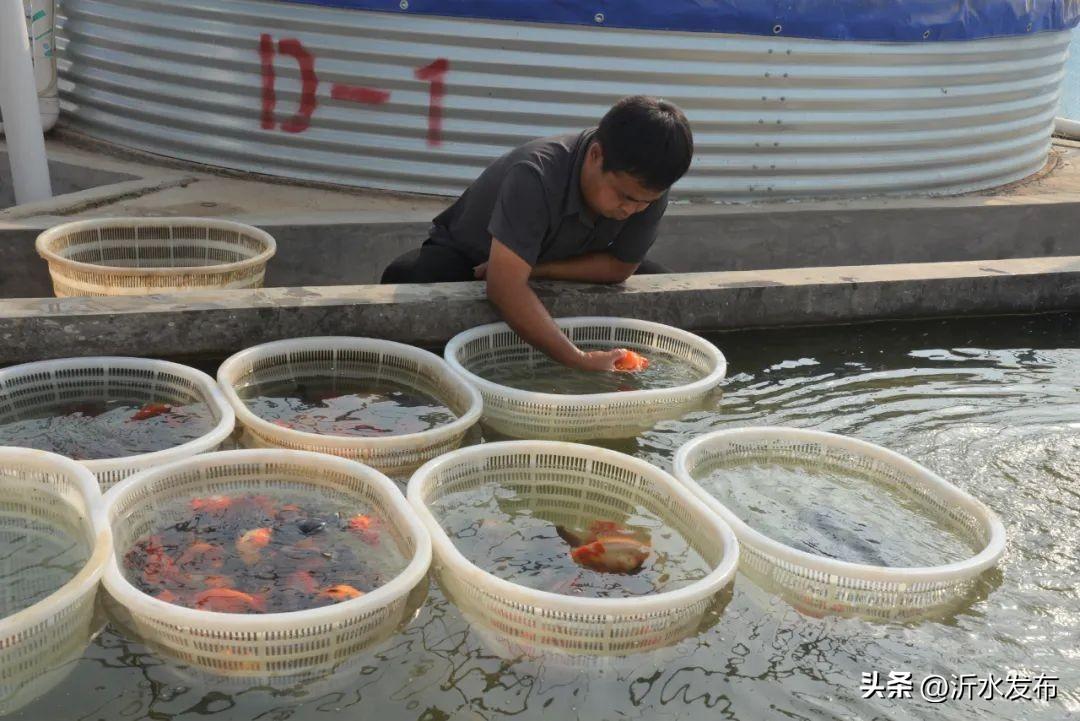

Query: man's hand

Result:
[569,349,627,372]
[473,261,488,280]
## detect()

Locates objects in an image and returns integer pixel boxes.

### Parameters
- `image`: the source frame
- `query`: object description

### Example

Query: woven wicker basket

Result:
[36,217,276,297]
[674,427,1007,622]
[0,448,111,715]
[101,449,432,677]
[445,317,727,440]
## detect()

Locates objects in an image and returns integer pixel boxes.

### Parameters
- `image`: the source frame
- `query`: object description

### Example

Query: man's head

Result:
[581,96,693,221]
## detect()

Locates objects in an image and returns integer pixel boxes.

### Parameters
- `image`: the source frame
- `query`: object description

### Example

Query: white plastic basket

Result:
[673,427,1007,622]
[35,217,277,297]
[407,441,739,656]
[101,449,432,678]
[444,317,727,440]
[217,337,483,479]
[0,448,111,715]
[0,357,236,490]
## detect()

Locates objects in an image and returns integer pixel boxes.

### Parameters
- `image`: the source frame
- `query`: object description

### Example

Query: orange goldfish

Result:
[129,403,172,421]
[318,584,364,602]
[190,496,232,515]
[139,537,187,587]
[236,527,272,564]
[570,536,651,574]
[154,589,180,604]
[202,574,234,589]
[286,570,318,594]
[346,514,380,545]
[193,588,266,613]
[177,541,225,570]
[614,350,650,372]
[556,519,644,548]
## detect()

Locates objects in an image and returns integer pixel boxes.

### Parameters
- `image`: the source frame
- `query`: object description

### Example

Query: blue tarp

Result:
[282,0,1080,41]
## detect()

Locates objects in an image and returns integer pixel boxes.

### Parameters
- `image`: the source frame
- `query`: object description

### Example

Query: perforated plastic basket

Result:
[673,427,1007,622]
[35,217,276,297]
[444,317,727,440]
[408,441,739,656]
[0,448,111,715]
[218,337,483,479]
[0,357,236,490]
[101,449,432,678]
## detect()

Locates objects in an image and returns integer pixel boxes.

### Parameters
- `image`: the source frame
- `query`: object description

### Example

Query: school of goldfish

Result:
[123,494,387,614]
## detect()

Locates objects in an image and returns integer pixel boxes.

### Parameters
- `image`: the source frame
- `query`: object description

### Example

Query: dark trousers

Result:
[380,241,669,284]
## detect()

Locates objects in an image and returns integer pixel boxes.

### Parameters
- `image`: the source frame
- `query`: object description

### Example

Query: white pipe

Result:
[0,0,52,204]
[1054,116,1080,140]
[28,0,58,132]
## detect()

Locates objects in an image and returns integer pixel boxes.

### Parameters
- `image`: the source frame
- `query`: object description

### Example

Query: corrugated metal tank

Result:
[55,0,1073,198]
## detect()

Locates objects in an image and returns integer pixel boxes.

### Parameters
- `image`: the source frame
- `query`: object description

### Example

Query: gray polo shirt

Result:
[429,129,667,267]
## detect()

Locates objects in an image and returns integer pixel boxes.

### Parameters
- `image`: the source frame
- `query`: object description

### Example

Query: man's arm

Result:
[485,239,626,371]
[474,252,637,283]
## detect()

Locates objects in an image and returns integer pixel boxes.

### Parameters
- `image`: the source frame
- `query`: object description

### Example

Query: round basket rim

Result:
[0,448,112,635]
[100,448,433,631]
[672,426,1007,583]
[0,356,237,476]
[444,317,728,407]
[34,217,277,278]
[217,337,483,451]
[407,439,740,616]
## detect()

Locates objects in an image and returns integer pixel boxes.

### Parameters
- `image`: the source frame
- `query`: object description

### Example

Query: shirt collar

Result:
[564,128,599,226]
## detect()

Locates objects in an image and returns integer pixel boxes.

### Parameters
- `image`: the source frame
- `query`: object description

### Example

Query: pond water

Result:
[4,312,1078,720]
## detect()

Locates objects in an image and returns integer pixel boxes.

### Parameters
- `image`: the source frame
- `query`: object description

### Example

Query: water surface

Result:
[6,313,1078,720]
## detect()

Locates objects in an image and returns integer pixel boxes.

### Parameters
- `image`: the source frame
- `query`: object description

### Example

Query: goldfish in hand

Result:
[193,588,266,613]
[569,536,651,574]
[614,350,649,372]
[129,403,172,421]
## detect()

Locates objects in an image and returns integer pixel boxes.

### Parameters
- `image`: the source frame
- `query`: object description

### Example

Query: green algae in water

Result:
[478,350,707,394]
[238,377,457,437]
[429,481,713,598]
[122,489,409,614]
[0,399,216,461]
[0,517,89,617]
[696,458,980,567]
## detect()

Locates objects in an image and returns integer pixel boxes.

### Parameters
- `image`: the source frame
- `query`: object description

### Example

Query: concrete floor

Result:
[2,129,1079,226]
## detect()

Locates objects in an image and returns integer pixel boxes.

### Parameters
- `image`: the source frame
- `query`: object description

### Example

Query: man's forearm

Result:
[531,252,638,283]
[486,276,583,365]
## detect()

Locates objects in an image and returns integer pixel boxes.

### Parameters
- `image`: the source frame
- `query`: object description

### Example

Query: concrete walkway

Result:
[3,256,1077,364]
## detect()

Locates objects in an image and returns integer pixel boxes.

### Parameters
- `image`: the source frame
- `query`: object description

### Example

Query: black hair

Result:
[595,96,694,191]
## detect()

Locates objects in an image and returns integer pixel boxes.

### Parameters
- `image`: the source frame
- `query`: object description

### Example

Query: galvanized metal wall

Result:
[55,0,1072,199]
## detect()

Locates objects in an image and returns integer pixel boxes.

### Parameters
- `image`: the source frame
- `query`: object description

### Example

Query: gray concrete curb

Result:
[2,256,1077,364]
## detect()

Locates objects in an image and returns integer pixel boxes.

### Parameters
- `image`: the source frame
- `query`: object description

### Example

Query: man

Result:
[381,95,693,371]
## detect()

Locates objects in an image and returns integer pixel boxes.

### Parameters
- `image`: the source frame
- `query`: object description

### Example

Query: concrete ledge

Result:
[2,257,1077,364]
[5,198,1080,297]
